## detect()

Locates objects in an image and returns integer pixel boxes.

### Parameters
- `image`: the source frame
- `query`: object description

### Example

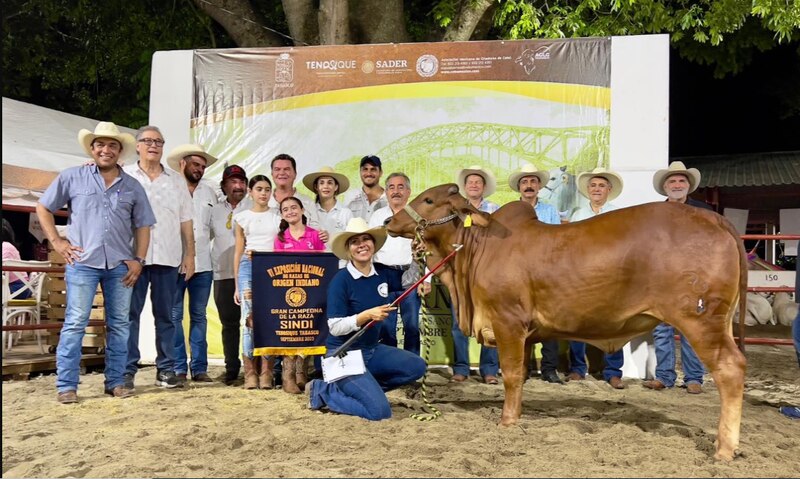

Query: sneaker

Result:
[123,373,135,391]
[154,369,180,389]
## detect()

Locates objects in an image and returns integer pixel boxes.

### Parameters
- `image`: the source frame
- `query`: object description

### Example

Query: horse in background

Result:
[538,166,583,220]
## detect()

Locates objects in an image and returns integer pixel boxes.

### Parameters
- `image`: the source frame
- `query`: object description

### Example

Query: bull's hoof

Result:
[499,416,518,427]
[713,442,741,462]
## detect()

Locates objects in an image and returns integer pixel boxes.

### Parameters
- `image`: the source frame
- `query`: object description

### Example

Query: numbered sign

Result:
[747,271,796,288]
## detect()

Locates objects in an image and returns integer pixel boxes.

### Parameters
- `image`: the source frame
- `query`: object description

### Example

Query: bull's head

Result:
[386,183,489,240]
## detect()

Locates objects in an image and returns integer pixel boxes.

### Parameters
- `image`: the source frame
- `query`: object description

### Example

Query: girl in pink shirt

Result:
[2,219,31,299]
[274,197,325,252]
[273,197,325,392]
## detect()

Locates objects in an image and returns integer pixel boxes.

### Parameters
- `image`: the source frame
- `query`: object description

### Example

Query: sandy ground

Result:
[3,338,799,478]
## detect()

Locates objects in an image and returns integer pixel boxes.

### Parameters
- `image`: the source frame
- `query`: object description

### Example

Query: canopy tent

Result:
[2,97,137,210]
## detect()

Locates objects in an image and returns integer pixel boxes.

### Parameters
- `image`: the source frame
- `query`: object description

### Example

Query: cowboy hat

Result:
[577,167,624,201]
[456,165,496,197]
[330,217,387,260]
[652,161,701,196]
[507,163,549,192]
[166,144,219,172]
[77,122,136,161]
[302,166,350,195]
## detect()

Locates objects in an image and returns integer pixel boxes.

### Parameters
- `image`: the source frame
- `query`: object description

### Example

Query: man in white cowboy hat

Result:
[167,144,220,384]
[644,161,712,395]
[209,164,251,385]
[508,163,563,384]
[368,172,422,356]
[565,167,627,389]
[446,165,501,384]
[37,121,156,403]
[302,166,353,245]
[123,126,195,390]
[343,155,388,222]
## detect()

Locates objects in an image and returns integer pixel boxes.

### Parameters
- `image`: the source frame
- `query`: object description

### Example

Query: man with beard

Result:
[508,163,564,384]
[368,173,421,355]
[167,144,219,384]
[123,126,195,390]
[210,164,251,385]
[343,155,388,222]
[644,161,711,395]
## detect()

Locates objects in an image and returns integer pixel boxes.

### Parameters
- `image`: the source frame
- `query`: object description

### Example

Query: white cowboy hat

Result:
[456,165,496,198]
[507,163,549,192]
[302,166,350,195]
[77,122,136,161]
[652,161,701,196]
[166,144,219,172]
[577,167,624,201]
[330,217,388,260]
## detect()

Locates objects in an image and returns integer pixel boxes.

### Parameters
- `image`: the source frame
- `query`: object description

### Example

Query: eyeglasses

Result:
[138,138,165,147]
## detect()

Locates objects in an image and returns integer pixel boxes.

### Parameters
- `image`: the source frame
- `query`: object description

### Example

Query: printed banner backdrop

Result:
[251,252,339,356]
[190,38,611,366]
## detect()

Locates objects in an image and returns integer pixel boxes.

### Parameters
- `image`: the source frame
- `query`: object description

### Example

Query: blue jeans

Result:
[652,322,705,387]
[451,307,499,377]
[172,271,213,375]
[309,344,426,420]
[57,263,132,393]
[378,268,421,355]
[238,256,255,358]
[126,265,180,375]
[568,341,624,381]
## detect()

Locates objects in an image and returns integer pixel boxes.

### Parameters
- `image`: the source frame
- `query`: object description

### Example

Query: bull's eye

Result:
[424,198,433,204]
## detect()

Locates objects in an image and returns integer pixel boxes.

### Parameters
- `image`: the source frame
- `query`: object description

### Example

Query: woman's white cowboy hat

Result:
[577,167,624,201]
[652,161,701,196]
[456,165,496,198]
[330,217,387,260]
[507,163,549,192]
[302,166,350,195]
[77,122,136,161]
[166,144,219,172]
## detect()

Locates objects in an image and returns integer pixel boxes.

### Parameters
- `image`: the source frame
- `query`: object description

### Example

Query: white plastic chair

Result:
[2,260,51,353]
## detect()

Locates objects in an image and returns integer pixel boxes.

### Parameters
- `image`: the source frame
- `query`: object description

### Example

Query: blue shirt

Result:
[533,201,561,225]
[325,262,401,351]
[39,165,156,269]
[477,198,500,214]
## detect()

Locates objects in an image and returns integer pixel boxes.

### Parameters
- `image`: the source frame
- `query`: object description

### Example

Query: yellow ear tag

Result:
[464,214,472,228]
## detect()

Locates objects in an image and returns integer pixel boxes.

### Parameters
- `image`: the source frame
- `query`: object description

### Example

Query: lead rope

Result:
[409,224,442,421]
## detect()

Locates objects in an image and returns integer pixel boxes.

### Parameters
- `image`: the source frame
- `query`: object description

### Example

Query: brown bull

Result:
[386,184,747,461]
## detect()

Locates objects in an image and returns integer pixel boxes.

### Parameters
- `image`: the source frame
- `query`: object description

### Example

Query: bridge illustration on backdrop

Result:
[369,122,610,205]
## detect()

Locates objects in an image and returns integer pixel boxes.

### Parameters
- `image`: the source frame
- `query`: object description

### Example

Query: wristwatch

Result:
[134,257,146,266]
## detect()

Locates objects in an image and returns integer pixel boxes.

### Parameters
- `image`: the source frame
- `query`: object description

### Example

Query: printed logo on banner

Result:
[286,287,307,307]
[515,46,551,75]
[361,60,375,74]
[416,54,439,77]
[275,53,294,83]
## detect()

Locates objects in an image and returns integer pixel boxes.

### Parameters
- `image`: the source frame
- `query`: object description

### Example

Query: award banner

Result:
[251,252,339,356]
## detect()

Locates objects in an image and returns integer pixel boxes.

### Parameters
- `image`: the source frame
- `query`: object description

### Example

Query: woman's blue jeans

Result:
[238,255,255,358]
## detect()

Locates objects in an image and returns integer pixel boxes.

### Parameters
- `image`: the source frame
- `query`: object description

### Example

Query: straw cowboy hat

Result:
[456,165,497,197]
[77,122,136,160]
[302,166,350,195]
[330,217,387,260]
[507,163,549,192]
[166,144,219,172]
[577,167,624,201]
[652,161,701,196]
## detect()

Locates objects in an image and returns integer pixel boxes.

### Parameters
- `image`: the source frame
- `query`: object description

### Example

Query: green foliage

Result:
[493,0,800,76]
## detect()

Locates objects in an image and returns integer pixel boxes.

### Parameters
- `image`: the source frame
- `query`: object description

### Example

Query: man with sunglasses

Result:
[123,126,195,390]
[209,164,251,385]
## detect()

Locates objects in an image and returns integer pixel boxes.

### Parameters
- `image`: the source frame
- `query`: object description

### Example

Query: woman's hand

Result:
[233,287,241,305]
[356,304,396,326]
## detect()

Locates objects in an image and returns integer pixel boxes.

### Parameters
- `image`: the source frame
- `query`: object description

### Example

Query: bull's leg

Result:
[680,324,746,461]
[494,327,527,426]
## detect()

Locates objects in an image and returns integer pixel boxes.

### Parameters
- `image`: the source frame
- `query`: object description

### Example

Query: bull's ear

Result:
[455,203,490,227]
[447,184,460,196]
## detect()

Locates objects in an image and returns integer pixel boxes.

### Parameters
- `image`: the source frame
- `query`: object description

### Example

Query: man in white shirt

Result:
[166,144,219,384]
[368,172,420,355]
[268,153,326,240]
[123,126,195,390]
[343,155,387,222]
[210,164,251,385]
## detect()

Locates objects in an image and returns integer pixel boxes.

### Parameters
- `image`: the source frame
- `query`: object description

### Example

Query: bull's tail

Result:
[720,215,748,342]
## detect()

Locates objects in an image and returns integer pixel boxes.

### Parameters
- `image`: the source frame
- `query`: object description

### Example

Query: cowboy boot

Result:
[281,356,302,394]
[259,356,275,390]
[295,355,308,390]
[242,355,258,390]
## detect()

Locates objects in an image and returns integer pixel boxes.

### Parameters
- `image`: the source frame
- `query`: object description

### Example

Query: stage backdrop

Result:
[150,35,670,377]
